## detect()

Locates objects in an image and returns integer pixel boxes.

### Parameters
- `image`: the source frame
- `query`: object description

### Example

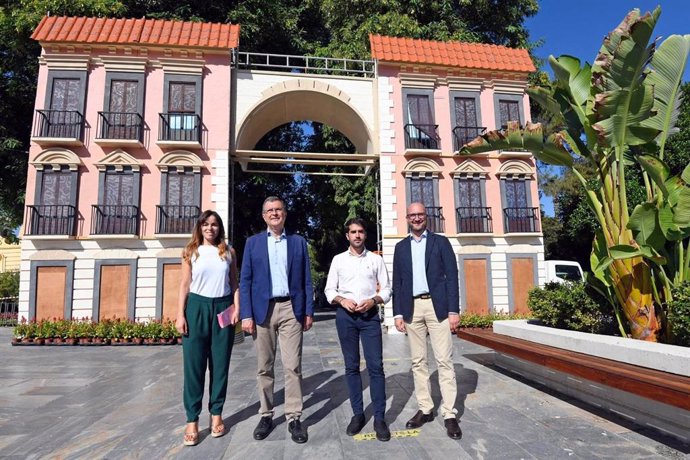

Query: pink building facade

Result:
[19,17,544,325]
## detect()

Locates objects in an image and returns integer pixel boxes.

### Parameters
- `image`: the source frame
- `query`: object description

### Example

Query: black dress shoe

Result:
[444,418,462,439]
[288,419,308,444]
[373,418,391,442]
[405,410,434,429]
[346,414,366,436]
[253,415,273,440]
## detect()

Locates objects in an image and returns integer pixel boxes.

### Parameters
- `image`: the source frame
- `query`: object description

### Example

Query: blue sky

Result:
[525,1,690,215]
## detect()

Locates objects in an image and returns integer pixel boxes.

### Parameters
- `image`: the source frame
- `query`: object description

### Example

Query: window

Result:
[156,151,203,234]
[93,150,142,236]
[100,73,145,141]
[498,100,521,129]
[502,177,538,232]
[455,176,491,233]
[160,75,202,143]
[403,90,438,149]
[35,71,86,139]
[453,96,483,149]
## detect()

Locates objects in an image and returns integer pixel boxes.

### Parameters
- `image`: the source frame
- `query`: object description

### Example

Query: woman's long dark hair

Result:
[182,210,228,263]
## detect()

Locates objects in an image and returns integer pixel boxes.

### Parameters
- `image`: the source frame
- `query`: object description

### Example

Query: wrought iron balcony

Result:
[158,113,201,144]
[32,109,83,141]
[456,207,492,233]
[91,205,138,235]
[155,205,200,234]
[425,206,445,233]
[404,124,440,150]
[96,112,143,142]
[24,205,76,236]
[503,207,540,233]
[453,126,486,151]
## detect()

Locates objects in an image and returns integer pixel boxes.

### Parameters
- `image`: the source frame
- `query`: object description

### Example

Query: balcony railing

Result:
[504,207,540,233]
[91,205,138,235]
[32,109,83,140]
[158,113,201,143]
[97,112,143,142]
[453,126,486,151]
[425,206,445,233]
[156,205,200,234]
[404,124,440,150]
[24,205,76,236]
[456,207,492,233]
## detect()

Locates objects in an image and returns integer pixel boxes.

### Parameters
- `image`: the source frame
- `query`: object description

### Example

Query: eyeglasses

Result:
[406,213,426,219]
[263,207,284,215]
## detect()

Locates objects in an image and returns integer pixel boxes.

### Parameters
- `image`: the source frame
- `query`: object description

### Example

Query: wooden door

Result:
[35,266,66,320]
[161,263,181,320]
[511,257,535,314]
[463,259,489,314]
[99,265,129,320]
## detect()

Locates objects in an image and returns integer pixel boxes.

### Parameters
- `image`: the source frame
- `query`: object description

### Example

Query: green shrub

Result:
[0,271,19,298]
[668,281,690,347]
[457,312,532,329]
[527,281,615,334]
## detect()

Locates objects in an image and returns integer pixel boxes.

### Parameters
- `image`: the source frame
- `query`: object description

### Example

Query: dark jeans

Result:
[335,306,386,420]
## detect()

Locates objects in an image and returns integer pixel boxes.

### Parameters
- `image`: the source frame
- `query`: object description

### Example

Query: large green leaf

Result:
[637,154,670,196]
[674,187,690,225]
[642,34,690,152]
[628,202,665,250]
[609,244,666,264]
[682,162,690,184]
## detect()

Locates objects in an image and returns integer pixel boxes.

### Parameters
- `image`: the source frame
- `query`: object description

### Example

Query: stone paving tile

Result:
[1,311,689,459]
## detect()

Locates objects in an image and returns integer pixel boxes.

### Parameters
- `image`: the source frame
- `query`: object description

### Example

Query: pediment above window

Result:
[402,157,441,177]
[94,149,142,171]
[156,150,203,173]
[496,159,533,178]
[31,148,82,171]
[452,159,487,177]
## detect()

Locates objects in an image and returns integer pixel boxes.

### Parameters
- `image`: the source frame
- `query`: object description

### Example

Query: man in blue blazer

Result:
[392,202,462,439]
[240,196,314,444]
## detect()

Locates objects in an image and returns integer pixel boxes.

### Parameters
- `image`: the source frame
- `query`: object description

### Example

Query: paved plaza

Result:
[0,309,688,459]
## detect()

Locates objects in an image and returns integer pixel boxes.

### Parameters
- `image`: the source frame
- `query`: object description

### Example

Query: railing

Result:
[156,205,199,234]
[32,109,83,139]
[503,207,540,233]
[97,112,143,142]
[404,124,440,150]
[0,296,18,326]
[233,51,375,78]
[456,207,492,233]
[425,206,445,233]
[158,113,201,143]
[453,126,486,151]
[24,205,76,236]
[91,205,138,235]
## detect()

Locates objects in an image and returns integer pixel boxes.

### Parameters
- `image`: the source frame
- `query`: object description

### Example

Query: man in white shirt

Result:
[325,217,392,441]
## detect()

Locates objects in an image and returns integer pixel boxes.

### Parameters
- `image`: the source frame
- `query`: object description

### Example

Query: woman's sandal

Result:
[183,430,199,446]
[210,415,226,438]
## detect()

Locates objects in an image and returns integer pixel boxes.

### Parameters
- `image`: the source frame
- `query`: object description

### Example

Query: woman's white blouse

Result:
[189,245,232,298]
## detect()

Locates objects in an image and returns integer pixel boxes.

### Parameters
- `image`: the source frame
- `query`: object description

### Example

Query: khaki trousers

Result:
[254,299,304,420]
[406,297,457,419]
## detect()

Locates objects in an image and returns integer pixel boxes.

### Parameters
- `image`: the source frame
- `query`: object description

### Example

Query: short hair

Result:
[344,217,367,233]
[262,196,285,210]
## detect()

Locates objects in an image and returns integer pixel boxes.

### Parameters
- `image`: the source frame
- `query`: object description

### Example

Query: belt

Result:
[414,293,431,299]
[270,296,290,302]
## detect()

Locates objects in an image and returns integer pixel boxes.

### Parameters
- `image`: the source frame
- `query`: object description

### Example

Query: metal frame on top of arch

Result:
[232,51,375,78]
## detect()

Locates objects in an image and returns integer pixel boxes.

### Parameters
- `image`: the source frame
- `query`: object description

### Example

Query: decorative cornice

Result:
[399,72,437,89]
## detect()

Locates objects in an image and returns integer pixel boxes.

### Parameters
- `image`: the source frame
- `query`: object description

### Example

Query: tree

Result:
[463,7,690,342]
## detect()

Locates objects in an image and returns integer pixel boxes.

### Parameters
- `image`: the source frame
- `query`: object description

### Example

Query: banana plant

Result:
[460,7,690,342]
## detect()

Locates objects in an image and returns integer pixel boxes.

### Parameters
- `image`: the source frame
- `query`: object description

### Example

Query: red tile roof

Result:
[31,16,240,49]
[369,35,535,73]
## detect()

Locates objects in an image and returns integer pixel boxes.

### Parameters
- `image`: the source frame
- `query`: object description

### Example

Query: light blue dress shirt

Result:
[411,231,429,296]
[267,229,289,297]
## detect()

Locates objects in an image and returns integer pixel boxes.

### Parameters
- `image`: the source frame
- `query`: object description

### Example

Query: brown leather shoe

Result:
[444,418,462,439]
[405,410,434,429]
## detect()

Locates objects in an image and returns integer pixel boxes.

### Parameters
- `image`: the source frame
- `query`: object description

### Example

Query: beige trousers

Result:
[254,299,304,420]
[406,297,457,419]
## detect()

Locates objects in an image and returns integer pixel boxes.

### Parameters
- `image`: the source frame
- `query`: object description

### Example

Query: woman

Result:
[176,210,240,446]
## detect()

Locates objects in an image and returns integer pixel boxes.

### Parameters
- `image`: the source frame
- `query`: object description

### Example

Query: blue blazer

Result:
[392,232,459,323]
[239,231,314,325]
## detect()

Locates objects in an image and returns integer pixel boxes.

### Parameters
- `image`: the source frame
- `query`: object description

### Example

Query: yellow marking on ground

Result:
[353,429,421,441]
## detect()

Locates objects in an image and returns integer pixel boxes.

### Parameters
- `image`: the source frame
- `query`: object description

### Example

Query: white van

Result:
[545,260,583,283]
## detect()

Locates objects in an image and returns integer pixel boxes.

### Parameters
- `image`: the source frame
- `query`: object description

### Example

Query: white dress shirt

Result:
[324,248,391,305]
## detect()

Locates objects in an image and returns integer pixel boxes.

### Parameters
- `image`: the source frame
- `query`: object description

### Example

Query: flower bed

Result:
[11,318,182,346]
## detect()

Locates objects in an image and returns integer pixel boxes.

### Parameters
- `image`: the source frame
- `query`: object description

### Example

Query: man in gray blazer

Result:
[392,202,462,439]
